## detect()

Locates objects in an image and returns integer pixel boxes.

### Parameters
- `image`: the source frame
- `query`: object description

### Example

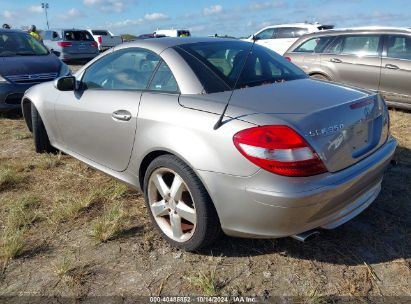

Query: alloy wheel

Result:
[147,168,197,242]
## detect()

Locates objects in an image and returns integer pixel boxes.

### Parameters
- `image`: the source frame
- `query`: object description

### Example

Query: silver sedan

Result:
[22,38,397,251]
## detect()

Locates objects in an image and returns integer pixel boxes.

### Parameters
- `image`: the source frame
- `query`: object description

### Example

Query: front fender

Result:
[22,82,61,143]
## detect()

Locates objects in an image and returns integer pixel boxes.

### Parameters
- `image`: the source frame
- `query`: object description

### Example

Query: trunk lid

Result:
[180,79,390,172]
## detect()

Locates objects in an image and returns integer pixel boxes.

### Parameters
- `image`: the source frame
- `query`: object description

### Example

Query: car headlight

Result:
[59,63,71,77]
[0,75,9,84]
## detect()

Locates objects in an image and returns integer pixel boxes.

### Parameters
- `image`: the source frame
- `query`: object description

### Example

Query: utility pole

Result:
[41,3,49,29]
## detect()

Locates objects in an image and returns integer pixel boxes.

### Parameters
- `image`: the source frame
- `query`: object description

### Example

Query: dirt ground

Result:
[0,99,410,300]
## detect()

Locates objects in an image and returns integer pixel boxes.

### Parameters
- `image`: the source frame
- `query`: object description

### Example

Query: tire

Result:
[22,101,33,133]
[143,155,222,251]
[310,73,331,81]
[31,103,56,154]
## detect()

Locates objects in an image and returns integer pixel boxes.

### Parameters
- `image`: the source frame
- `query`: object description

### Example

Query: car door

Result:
[54,47,160,171]
[138,60,181,137]
[320,34,382,90]
[379,34,411,106]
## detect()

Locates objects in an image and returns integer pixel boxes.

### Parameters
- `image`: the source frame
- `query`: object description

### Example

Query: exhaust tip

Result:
[291,230,320,242]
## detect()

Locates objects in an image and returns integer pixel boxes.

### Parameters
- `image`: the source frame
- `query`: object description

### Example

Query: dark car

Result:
[0,29,70,111]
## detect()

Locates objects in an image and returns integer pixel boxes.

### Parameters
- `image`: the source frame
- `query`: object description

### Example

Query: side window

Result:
[255,28,275,40]
[325,37,343,54]
[82,48,160,90]
[149,61,179,92]
[52,32,59,40]
[341,35,380,56]
[43,31,51,40]
[387,35,411,60]
[293,36,334,53]
[276,27,308,39]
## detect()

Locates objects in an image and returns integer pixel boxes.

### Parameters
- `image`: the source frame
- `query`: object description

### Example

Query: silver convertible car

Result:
[22,38,397,251]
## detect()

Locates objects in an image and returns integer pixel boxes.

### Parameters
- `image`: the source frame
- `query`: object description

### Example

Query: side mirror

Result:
[51,50,61,57]
[55,76,76,91]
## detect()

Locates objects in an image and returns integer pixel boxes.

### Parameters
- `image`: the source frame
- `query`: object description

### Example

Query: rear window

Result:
[293,36,334,53]
[177,30,190,37]
[92,30,108,36]
[63,31,94,41]
[175,41,307,93]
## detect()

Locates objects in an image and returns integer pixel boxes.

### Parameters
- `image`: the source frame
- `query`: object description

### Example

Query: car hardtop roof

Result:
[116,36,243,53]
[301,26,411,37]
[259,22,329,29]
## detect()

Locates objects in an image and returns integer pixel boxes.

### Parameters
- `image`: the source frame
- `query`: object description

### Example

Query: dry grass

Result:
[0,227,26,260]
[90,203,129,242]
[0,196,40,260]
[14,131,31,140]
[6,195,39,230]
[0,167,22,190]
[185,268,220,296]
[37,153,63,170]
[53,254,75,278]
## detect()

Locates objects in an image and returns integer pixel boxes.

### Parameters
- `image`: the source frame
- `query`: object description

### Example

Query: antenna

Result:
[213,36,257,130]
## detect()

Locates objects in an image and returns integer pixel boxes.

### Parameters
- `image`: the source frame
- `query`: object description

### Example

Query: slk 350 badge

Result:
[308,124,344,137]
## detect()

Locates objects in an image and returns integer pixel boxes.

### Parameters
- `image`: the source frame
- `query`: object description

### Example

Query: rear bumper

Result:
[60,52,98,61]
[198,136,397,238]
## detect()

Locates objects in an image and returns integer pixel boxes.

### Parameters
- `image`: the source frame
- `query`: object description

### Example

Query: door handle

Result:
[330,58,342,63]
[385,64,399,70]
[112,110,132,121]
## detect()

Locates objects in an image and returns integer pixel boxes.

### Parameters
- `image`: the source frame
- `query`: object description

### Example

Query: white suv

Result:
[247,23,334,55]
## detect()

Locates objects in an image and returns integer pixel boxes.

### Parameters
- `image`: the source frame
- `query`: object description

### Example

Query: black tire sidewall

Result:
[31,103,54,153]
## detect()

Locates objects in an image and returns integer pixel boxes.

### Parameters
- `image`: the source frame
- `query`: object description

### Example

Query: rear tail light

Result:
[91,41,98,48]
[284,56,292,62]
[233,125,327,177]
[97,36,102,44]
[57,41,72,48]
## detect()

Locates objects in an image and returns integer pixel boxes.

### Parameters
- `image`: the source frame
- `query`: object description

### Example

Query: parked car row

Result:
[246,22,334,55]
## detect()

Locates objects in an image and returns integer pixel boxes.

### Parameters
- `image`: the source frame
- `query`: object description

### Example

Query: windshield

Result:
[176,41,307,92]
[0,32,49,57]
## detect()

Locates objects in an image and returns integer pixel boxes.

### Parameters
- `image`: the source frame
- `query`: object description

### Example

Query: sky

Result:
[1,0,410,37]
